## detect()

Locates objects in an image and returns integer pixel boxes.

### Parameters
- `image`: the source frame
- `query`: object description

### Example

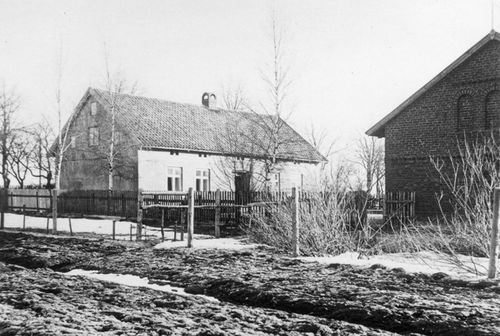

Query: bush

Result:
[429,131,499,258]
[242,191,377,256]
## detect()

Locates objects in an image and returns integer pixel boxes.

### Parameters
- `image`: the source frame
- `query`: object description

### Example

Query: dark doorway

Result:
[234,172,251,205]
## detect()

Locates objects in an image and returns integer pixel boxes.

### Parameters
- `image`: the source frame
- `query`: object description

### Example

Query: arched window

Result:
[485,90,500,129]
[457,94,474,132]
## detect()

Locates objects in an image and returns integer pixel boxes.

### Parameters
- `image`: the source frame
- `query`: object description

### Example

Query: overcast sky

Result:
[0,0,496,153]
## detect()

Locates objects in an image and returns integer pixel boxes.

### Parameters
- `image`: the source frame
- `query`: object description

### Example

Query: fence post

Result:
[112,220,116,240]
[161,209,165,242]
[0,189,5,229]
[107,190,111,216]
[214,189,221,238]
[136,189,143,240]
[488,188,500,279]
[36,190,39,212]
[22,204,26,230]
[180,210,185,241]
[121,193,126,217]
[174,219,178,241]
[52,189,58,233]
[292,187,300,257]
[68,216,73,236]
[187,188,194,248]
[129,224,133,241]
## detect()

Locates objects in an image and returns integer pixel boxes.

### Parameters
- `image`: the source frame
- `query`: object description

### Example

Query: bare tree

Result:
[26,120,54,188]
[221,83,248,111]
[234,10,296,191]
[355,136,384,198]
[101,64,138,191]
[6,132,33,188]
[214,11,301,193]
[0,84,21,189]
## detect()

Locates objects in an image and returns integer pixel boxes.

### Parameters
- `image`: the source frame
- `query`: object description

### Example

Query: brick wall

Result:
[385,39,500,216]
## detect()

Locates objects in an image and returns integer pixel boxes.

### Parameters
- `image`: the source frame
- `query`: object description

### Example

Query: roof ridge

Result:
[90,87,266,118]
[366,30,500,137]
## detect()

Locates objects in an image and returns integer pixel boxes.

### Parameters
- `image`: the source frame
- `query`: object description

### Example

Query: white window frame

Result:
[90,102,97,116]
[274,172,280,192]
[195,169,210,192]
[89,127,99,146]
[167,167,183,192]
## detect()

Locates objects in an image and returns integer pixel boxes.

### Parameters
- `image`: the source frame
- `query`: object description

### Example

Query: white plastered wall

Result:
[137,149,321,192]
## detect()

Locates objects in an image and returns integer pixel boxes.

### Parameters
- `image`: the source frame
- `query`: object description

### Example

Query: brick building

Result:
[366,30,500,217]
[57,88,324,193]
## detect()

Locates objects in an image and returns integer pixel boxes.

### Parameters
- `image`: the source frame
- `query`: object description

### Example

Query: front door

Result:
[234,172,251,205]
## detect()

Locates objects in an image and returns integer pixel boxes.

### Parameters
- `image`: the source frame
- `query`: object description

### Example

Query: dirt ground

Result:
[0,230,499,335]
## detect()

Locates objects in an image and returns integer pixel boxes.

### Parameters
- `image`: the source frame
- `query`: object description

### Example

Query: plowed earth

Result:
[0,230,499,335]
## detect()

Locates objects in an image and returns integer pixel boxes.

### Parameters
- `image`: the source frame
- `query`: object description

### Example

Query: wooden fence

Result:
[140,190,291,235]
[384,191,416,224]
[6,189,52,211]
[0,188,405,235]
[2,189,138,219]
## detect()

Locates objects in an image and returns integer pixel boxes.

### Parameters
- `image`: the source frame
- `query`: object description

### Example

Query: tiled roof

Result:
[90,88,325,163]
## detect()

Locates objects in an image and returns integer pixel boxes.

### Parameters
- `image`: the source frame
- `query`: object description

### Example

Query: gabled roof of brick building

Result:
[72,88,325,163]
[366,30,500,138]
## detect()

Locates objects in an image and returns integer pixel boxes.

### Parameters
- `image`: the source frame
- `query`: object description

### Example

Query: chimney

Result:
[202,92,217,109]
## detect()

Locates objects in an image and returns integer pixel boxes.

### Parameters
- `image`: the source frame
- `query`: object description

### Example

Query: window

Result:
[196,169,210,191]
[273,172,280,192]
[70,136,76,148]
[167,167,182,191]
[485,90,500,129]
[89,127,99,146]
[90,102,97,116]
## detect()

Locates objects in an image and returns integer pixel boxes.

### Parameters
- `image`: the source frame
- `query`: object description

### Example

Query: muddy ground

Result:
[0,230,499,335]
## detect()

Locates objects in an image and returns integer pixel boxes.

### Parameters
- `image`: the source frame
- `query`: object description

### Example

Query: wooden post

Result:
[121,193,126,217]
[107,190,111,216]
[46,216,49,233]
[68,216,73,236]
[214,189,221,238]
[488,188,500,279]
[35,190,39,212]
[22,204,26,230]
[187,188,194,248]
[112,220,116,240]
[180,210,185,241]
[0,189,5,230]
[161,208,165,242]
[174,219,178,241]
[129,224,133,241]
[292,187,300,257]
[136,189,143,240]
[52,189,58,233]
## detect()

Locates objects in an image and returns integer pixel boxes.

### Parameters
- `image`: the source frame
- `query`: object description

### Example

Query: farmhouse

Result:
[366,30,500,217]
[58,88,325,194]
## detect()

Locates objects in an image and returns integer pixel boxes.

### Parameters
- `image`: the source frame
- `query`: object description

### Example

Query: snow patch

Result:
[301,251,489,279]
[65,269,218,302]
[154,237,259,250]
[2,213,208,241]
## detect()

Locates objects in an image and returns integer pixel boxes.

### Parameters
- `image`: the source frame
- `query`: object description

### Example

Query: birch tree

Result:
[101,64,138,191]
[251,10,294,188]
